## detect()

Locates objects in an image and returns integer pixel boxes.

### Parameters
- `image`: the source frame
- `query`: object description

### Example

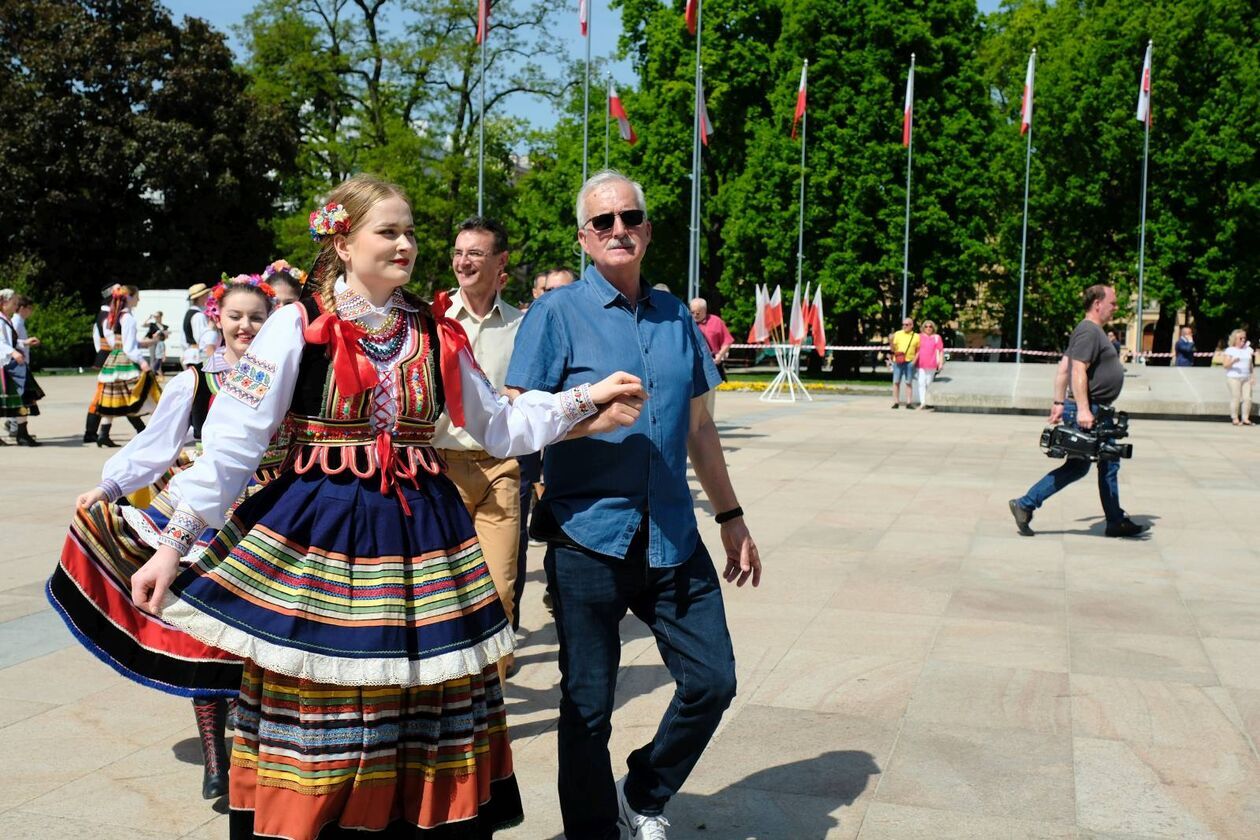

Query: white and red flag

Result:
[699,79,714,146]
[579,0,588,36]
[791,60,808,139]
[1135,42,1152,124]
[1020,49,1036,135]
[766,285,783,331]
[476,0,488,44]
[685,0,698,36]
[746,284,769,343]
[788,283,807,344]
[902,57,915,147]
[809,285,826,356]
[609,81,637,145]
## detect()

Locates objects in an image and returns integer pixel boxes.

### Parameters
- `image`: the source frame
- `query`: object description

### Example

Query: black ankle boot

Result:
[84,413,101,443]
[15,426,40,447]
[127,415,146,433]
[96,429,120,448]
[192,698,229,799]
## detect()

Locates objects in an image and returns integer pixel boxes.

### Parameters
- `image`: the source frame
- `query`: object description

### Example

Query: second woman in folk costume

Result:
[129,175,647,840]
[49,275,284,801]
[87,285,162,447]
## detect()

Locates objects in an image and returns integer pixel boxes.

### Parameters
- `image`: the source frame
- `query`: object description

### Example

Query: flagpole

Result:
[795,62,808,295]
[1135,40,1152,361]
[901,53,914,322]
[687,2,703,303]
[1015,48,1035,364]
[605,75,611,168]
[579,4,592,277]
[477,7,486,216]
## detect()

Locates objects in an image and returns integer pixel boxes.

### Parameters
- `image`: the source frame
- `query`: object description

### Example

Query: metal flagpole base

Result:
[759,344,813,403]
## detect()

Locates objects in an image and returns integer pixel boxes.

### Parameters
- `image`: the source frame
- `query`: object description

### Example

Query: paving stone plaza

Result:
[2,374,1259,839]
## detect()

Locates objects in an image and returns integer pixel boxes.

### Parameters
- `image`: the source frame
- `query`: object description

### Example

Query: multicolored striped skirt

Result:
[91,348,160,416]
[46,499,244,697]
[158,465,521,839]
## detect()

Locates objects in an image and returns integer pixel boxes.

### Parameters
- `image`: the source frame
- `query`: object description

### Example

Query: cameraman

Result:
[1009,284,1147,538]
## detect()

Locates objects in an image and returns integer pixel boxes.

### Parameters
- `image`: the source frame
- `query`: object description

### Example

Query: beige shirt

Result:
[433,289,524,452]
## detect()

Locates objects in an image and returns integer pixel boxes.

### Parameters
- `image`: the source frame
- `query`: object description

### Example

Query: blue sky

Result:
[165,0,1004,129]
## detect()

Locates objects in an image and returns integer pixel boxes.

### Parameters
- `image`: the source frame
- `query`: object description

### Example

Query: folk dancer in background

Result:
[50,274,283,800]
[84,286,161,447]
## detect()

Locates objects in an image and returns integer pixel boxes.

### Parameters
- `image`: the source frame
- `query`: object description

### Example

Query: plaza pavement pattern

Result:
[2,375,1259,839]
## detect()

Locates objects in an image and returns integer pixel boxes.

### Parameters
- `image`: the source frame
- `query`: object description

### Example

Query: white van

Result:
[132,289,200,368]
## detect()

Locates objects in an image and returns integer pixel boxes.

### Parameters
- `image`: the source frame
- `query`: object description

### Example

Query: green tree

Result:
[981,0,1260,355]
[240,0,567,292]
[0,0,295,306]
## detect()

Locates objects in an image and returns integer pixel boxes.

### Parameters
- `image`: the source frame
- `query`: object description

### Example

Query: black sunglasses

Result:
[585,209,646,232]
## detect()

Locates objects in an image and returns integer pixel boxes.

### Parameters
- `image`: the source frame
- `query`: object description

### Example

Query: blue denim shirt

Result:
[506,265,722,567]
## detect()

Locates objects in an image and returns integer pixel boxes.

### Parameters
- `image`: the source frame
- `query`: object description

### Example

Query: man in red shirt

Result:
[690,297,734,419]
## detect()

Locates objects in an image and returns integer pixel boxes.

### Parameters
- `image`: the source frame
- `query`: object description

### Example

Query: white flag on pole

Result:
[788,283,807,344]
[1135,42,1152,124]
[1020,49,1036,135]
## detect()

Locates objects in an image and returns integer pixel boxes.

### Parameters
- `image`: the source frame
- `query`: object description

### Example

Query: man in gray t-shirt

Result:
[1009,284,1147,539]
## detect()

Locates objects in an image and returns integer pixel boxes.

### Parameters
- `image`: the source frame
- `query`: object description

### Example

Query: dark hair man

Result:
[506,170,759,839]
[434,215,526,682]
[1009,284,1147,538]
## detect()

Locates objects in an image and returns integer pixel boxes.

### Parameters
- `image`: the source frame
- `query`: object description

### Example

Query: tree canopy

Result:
[6,0,1258,363]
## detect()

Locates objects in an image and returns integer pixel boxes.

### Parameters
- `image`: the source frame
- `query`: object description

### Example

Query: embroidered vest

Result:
[285,295,447,483]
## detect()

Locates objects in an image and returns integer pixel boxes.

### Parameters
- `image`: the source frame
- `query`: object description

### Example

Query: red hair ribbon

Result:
[431,290,480,429]
[303,312,379,396]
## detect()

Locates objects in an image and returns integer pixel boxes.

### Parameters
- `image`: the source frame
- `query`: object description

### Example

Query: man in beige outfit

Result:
[434,216,524,682]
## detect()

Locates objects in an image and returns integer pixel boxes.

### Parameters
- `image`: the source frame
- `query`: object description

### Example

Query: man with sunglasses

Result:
[433,215,526,683]
[507,170,761,840]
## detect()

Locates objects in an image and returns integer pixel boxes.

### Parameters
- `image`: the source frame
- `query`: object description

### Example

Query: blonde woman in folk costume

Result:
[127,175,647,840]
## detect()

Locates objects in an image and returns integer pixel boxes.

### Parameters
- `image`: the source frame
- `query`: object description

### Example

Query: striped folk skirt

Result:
[0,363,26,417]
[46,500,244,697]
[91,348,160,416]
[159,466,522,839]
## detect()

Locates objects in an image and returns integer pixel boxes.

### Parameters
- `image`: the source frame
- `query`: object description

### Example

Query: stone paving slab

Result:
[2,374,1259,838]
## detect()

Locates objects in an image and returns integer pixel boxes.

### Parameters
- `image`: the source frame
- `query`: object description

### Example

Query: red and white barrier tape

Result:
[730,344,1217,359]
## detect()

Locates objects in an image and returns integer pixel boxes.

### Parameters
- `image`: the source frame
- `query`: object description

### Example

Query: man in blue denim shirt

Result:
[506,170,761,840]
[1010,284,1147,539]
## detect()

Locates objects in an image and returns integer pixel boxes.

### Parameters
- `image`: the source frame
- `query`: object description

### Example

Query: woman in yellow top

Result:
[890,316,920,409]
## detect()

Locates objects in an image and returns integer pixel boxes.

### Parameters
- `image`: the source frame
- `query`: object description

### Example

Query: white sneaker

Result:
[616,776,670,839]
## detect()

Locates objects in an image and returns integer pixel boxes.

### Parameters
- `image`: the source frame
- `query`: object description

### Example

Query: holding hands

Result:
[587,372,648,434]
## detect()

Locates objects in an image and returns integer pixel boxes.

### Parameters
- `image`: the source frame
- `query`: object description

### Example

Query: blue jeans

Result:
[544,529,737,840]
[1018,402,1125,524]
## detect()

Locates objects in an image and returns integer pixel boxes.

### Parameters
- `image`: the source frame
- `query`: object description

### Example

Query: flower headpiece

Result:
[262,259,308,286]
[309,202,351,241]
[110,284,128,300]
[205,273,277,320]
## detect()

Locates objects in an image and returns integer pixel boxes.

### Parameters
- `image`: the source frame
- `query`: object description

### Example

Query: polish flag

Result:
[746,285,769,343]
[902,57,915,147]
[609,81,637,144]
[791,61,807,139]
[685,0,698,36]
[699,79,714,146]
[579,0,588,36]
[809,285,827,356]
[476,0,488,44]
[788,283,807,344]
[766,285,784,331]
[1135,42,1152,124]
[1020,49,1036,135]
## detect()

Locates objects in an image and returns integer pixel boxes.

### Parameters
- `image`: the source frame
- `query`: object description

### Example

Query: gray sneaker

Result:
[617,777,670,840]
[1009,499,1035,536]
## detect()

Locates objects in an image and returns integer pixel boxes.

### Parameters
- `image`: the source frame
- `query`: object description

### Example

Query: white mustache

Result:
[606,237,634,249]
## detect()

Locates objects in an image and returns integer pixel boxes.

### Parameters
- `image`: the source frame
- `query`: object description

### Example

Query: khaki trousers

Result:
[441,449,521,683]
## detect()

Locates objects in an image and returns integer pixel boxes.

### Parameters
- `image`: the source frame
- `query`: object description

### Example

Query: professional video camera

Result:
[1040,405,1132,461]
